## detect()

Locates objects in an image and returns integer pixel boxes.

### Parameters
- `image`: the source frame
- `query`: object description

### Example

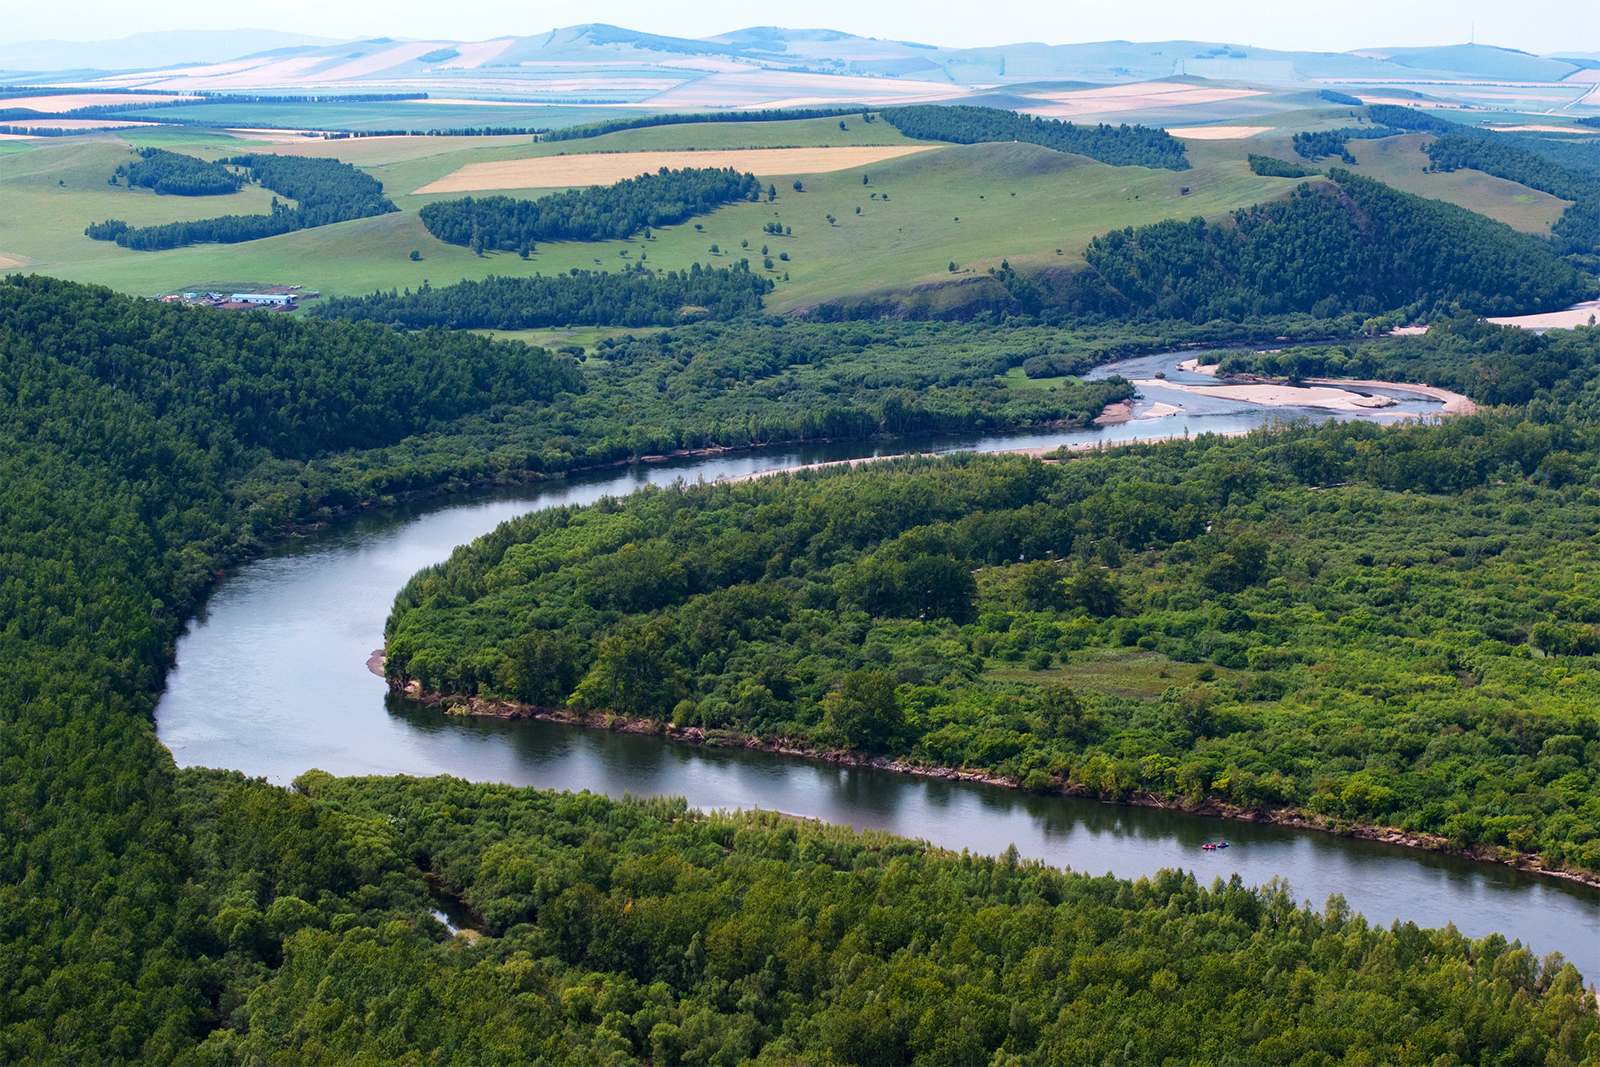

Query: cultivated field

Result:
[413,145,948,193]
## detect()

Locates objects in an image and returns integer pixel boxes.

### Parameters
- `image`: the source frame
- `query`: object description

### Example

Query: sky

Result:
[2,0,1597,56]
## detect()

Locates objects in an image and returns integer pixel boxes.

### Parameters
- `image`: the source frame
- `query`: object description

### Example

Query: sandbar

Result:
[414,145,946,193]
[1138,401,1184,418]
[1136,378,1399,412]
[1175,358,1219,376]
[1488,300,1600,332]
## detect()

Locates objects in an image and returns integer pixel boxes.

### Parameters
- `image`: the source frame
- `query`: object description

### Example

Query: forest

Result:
[313,262,777,329]
[86,153,395,250]
[1083,170,1591,321]
[1247,154,1318,178]
[1424,134,1600,259]
[115,147,244,196]
[877,104,1192,170]
[383,325,1600,879]
[418,167,764,252]
[1,272,1597,1061]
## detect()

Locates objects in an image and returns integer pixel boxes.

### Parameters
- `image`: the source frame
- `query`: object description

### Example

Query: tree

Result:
[825,669,903,751]
[949,261,958,272]
[862,174,869,185]
[768,183,777,201]
[793,180,803,192]
[855,206,861,215]
[1068,567,1121,617]
[409,249,421,261]
[839,120,848,130]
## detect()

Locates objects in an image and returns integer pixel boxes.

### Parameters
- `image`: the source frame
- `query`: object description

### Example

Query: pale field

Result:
[413,145,948,193]
[2,119,157,130]
[1167,126,1274,139]
[0,94,182,111]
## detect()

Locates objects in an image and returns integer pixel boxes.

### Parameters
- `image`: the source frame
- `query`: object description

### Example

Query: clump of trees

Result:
[1248,154,1320,178]
[115,147,243,195]
[86,153,394,249]
[879,104,1192,170]
[418,167,761,250]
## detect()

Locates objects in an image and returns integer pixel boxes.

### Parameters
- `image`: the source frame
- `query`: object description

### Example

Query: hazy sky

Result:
[4,0,1597,56]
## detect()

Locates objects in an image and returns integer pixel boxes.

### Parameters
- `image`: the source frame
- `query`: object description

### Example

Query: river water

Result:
[156,351,1599,977]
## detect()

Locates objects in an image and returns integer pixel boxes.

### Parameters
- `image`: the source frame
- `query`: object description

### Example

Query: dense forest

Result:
[384,326,1600,880]
[419,167,763,252]
[116,147,244,196]
[1247,154,1318,178]
[1084,170,1592,321]
[0,273,1596,1060]
[313,263,776,329]
[878,104,1191,170]
[86,153,395,250]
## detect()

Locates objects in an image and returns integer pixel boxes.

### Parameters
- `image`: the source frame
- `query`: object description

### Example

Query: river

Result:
[156,350,1599,977]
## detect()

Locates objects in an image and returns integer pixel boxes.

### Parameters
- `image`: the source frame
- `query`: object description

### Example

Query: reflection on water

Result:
[156,349,1598,979]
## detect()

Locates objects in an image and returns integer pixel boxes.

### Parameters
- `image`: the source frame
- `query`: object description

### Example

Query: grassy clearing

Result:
[1346,134,1571,234]
[469,325,668,350]
[987,648,1242,699]
[1000,367,1083,390]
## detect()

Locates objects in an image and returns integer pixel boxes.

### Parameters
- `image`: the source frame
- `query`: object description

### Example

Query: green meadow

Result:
[0,110,1582,311]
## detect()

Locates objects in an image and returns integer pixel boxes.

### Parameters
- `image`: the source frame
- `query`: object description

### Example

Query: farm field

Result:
[0,109,1581,312]
[413,145,948,192]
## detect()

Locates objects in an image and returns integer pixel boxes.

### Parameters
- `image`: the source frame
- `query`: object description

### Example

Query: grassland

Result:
[0,110,1582,311]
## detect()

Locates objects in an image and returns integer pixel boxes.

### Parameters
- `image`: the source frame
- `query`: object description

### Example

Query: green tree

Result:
[825,669,903,751]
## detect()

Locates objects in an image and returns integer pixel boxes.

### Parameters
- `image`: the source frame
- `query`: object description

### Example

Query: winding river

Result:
[156,351,1600,978]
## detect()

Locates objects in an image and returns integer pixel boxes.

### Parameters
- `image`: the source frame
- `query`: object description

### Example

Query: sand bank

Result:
[1139,401,1184,418]
[1488,300,1600,332]
[1135,378,1398,411]
[1175,358,1219,376]
[414,144,945,193]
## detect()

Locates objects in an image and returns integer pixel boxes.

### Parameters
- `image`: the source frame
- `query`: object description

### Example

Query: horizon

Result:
[1,2,1596,61]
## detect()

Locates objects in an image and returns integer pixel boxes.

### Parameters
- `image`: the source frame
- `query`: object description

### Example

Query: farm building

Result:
[231,292,296,306]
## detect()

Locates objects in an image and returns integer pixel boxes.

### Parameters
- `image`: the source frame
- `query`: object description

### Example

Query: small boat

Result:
[1217,841,1230,848]
[1201,843,1217,850]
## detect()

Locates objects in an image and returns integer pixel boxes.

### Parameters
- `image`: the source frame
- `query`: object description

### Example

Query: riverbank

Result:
[385,677,1600,891]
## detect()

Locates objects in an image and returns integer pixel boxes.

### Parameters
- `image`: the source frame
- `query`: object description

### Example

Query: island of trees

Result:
[878,104,1192,170]
[86,153,395,250]
[418,166,763,252]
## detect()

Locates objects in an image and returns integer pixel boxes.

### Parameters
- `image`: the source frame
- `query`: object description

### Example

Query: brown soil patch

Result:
[1022,82,1263,118]
[413,145,946,193]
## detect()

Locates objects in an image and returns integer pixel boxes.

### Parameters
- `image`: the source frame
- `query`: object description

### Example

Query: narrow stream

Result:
[156,351,1600,977]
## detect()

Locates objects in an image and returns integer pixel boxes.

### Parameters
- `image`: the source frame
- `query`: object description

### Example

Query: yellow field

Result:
[1168,126,1274,139]
[413,145,948,193]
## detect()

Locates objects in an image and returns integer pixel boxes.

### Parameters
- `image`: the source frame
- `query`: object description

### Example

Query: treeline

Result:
[385,353,1600,877]
[115,146,243,196]
[878,104,1192,170]
[1249,153,1319,178]
[1083,170,1592,321]
[0,273,1596,1060]
[418,167,762,251]
[312,263,776,329]
[1425,134,1600,258]
[544,106,865,142]
[86,153,395,250]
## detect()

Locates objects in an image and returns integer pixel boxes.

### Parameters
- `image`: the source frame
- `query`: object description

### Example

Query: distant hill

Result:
[0,29,346,72]
[2,24,1596,112]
